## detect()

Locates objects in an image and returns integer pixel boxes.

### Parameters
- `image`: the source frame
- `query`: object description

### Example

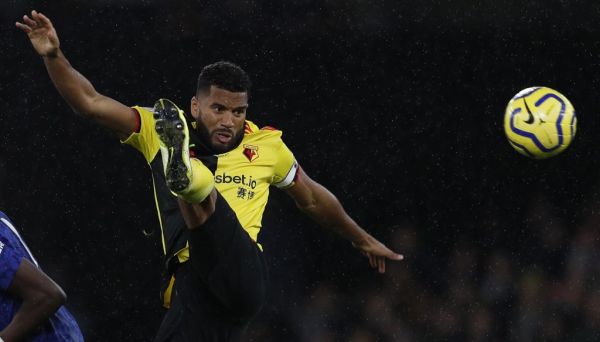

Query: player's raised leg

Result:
[152,99,267,341]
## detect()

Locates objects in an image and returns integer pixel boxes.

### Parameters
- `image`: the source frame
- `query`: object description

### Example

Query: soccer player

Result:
[16,10,403,341]
[0,211,84,341]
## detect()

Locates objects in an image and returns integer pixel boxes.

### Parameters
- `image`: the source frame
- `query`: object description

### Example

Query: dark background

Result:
[2,1,600,341]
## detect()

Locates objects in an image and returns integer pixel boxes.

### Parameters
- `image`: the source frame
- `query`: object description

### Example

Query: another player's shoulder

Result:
[0,211,16,240]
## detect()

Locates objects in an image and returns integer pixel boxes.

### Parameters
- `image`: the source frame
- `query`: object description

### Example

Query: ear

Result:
[190,96,200,120]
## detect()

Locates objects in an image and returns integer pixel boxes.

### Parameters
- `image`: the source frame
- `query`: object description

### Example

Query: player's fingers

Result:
[23,15,37,27]
[35,11,53,26]
[15,22,32,33]
[376,244,404,261]
[368,254,377,268]
[378,257,386,273]
[387,251,404,261]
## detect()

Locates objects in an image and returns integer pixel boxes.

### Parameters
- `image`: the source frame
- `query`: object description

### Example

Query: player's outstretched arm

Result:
[0,259,66,341]
[16,10,137,139]
[284,167,403,273]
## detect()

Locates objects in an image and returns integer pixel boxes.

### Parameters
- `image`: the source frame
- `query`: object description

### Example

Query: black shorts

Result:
[154,192,268,342]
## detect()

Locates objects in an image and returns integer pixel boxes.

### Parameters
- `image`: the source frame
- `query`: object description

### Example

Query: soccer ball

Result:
[504,86,577,159]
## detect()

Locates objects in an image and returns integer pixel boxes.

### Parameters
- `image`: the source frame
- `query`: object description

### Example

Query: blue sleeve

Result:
[0,234,22,290]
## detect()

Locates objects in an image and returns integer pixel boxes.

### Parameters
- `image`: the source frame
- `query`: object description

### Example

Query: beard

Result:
[193,119,244,154]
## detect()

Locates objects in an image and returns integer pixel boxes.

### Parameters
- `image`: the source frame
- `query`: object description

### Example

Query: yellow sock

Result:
[177,158,215,203]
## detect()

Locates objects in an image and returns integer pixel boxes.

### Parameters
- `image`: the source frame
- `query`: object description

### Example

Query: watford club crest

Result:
[243,144,259,162]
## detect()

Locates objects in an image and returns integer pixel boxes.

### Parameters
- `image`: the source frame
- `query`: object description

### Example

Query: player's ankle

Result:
[174,159,214,204]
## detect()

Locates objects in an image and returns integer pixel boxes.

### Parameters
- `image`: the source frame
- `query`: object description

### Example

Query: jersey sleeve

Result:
[0,233,23,290]
[121,106,161,163]
[271,138,298,189]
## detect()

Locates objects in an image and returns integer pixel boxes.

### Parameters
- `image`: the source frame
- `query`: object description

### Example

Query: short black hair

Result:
[196,61,251,96]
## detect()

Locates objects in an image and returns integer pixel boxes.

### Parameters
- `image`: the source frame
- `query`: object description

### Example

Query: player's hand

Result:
[352,235,403,274]
[15,10,60,57]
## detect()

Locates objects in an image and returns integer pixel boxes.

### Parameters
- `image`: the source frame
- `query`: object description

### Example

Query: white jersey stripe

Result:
[0,218,39,267]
